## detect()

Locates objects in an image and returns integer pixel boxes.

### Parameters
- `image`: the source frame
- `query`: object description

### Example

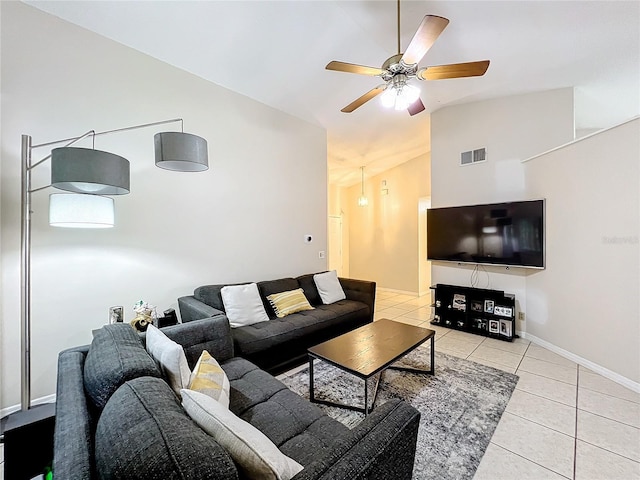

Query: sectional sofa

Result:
[178,272,376,374]
[53,316,421,479]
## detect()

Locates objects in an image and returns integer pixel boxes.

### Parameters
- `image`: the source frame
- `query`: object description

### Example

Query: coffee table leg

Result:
[430,334,435,375]
[364,377,369,416]
[309,356,314,402]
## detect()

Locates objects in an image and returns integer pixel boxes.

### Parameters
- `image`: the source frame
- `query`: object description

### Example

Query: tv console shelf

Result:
[430,284,516,342]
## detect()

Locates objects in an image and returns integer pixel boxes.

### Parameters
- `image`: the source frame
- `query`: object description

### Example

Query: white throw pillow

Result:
[181,389,303,480]
[221,283,270,328]
[313,270,346,304]
[145,324,191,396]
[188,350,231,409]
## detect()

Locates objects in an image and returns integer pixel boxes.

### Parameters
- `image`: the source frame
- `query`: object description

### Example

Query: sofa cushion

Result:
[296,273,323,306]
[182,389,303,480]
[222,283,270,328]
[95,376,238,480]
[257,278,301,318]
[231,300,369,357]
[84,324,161,410]
[222,358,349,466]
[145,324,191,397]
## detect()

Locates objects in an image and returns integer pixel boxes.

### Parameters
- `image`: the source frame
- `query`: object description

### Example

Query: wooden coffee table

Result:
[307,318,435,416]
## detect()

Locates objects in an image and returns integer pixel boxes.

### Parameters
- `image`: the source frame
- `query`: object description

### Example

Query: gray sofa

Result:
[178,273,376,374]
[53,317,420,480]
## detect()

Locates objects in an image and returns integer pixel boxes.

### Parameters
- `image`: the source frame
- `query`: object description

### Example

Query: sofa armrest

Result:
[53,349,95,480]
[160,316,235,367]
[178,295,225,323]
[293,399,419,480]
[339,277,376,322]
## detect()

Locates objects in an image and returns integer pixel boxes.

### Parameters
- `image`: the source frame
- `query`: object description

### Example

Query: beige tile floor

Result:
[374,289,640,480]
[2,289,638,480]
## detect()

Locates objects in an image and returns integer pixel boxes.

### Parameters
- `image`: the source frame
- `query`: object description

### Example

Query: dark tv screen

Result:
[427,200,545,268]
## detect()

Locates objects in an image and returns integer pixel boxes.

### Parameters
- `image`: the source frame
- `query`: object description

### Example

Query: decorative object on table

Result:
[500,319,512,338]
[484,299,495,314]
[155,308,179,328]
[17,118,208,413]
[109,306,123,324]
[130,300,157,332]
[488,319,500,334]
[494,305,513,317]
[281,349,518,480]
[452,294,466,311]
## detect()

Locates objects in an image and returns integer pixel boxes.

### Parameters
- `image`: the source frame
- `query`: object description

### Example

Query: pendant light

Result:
[358,166,368,207]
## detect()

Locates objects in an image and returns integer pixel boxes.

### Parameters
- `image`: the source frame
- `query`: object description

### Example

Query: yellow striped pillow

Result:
[188,350,230,408]
[267,288,314,318]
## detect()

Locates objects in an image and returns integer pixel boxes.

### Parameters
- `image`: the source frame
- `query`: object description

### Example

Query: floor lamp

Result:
[2,118,208,479]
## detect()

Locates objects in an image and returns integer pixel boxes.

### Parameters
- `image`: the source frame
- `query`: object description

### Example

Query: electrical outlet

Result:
[318,251,325,259]
[518,312,525,321]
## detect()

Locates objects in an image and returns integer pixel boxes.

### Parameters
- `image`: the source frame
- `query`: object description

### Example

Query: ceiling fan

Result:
[326,0,490,116]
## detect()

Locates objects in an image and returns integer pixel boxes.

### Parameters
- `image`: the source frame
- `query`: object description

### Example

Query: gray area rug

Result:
[280,346,518,480]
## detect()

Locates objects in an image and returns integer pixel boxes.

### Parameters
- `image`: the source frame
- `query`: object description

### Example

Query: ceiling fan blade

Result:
[326,61,384,76]
[400,15,449,66]
[418,60,490,80]
[341,87,385,113]
[407,98,426,116]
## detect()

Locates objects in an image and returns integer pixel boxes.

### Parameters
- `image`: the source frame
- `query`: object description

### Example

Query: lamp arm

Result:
[31,117,184,150]
[30,130,96,170]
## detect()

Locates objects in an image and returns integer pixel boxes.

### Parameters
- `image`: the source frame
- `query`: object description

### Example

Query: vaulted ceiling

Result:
[26,1,640,186]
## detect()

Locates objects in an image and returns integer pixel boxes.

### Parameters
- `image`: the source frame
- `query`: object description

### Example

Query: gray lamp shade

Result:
[154,132,208,172]
[51,147,130,195]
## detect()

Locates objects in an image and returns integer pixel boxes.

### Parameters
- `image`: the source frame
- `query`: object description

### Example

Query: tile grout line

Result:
[502,409,576,439]
[489,439,573,480]
[578,384,640,405]
[575,405,640,430]
[576,438,640,465]
[512,386,577,409]
[513,340,532,373]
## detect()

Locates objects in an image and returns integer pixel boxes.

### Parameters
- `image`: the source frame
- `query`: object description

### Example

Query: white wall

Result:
[523,118,640,384]
[347,154,430,294]
[1,3,327,411]
[430,88,575,330]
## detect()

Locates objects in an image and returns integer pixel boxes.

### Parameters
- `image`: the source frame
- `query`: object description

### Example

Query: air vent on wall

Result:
[460,147,487,166]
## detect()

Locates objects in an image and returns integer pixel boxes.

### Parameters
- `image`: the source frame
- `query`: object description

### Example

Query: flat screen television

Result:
[427,199,545,269]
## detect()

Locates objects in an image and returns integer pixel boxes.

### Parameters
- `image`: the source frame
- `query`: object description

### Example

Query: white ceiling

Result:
[26,1,640,187]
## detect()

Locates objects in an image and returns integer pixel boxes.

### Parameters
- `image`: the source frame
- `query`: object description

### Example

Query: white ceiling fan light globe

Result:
[380,87,396,108]
[394,93,410,111]
[404,84,421,104]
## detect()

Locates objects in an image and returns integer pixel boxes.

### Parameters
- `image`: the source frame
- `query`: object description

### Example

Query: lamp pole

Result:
[20,135,32,411]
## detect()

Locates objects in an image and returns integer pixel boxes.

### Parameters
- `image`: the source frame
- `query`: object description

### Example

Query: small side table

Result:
[1,403,55,480]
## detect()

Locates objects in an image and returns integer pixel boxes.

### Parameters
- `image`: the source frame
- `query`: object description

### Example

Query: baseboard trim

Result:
[522,332,640,394]
[1,394,56,419]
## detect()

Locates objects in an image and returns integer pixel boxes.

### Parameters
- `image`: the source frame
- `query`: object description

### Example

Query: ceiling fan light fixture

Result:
[381,82,420,110]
